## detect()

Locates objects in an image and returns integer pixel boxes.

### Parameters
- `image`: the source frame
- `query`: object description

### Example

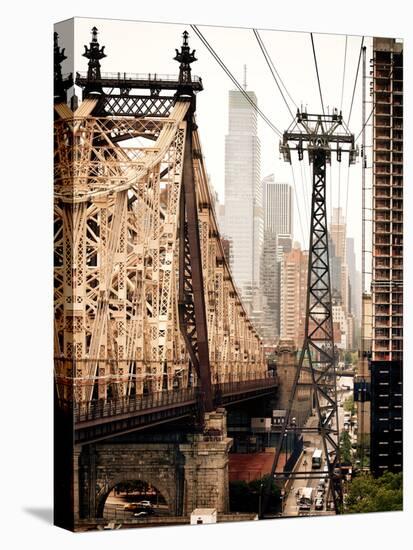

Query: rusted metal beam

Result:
[179,117,213,413]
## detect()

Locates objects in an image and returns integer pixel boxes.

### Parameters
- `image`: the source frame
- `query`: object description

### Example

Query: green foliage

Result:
[355,439,370,468]
[345,472,403,514]
[229,474,280,513]
[344,351,353,364]
[340,431,352,465]
[343,395,355,415]
[116,480,149,493]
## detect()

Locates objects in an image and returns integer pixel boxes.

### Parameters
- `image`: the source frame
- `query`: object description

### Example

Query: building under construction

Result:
[370,37,403,476]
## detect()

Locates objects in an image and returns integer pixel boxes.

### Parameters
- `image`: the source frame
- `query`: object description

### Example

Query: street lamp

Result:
[258,480,264,518]
[280,488,285,514]
[291,417,297,453]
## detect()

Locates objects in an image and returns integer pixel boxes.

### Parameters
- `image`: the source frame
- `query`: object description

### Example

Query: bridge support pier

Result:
[73,445,82,523]
[180,408,233,514]
[75,409,232,525]
[277,340,312,426]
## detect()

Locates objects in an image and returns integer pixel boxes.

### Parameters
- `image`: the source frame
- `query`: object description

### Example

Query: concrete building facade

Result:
[370,37,403,477]
[280,245,307,346]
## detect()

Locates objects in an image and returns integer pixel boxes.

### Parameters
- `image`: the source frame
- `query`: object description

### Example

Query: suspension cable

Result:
[299,160,310,229]
[253,29,297,119]
[344,163,351,235]
[191,25,283,137]
[310,33,325,116]
[340,36,348,111]
[337,162,342,226]
[191,24,311,246]
[346,36,364,126]
[290,163,307,247]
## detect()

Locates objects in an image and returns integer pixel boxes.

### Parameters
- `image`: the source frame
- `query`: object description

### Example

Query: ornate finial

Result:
[54,32,66,65]
[174,30,197,87]
[83,26,106,95]
[54,32,73,103]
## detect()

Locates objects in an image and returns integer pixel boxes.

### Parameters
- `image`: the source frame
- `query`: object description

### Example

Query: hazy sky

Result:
[56,17,377,272]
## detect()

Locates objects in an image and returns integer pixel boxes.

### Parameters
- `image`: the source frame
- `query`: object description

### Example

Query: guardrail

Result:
[75,387,196,423]
[69,375,278,424]
[76,71,202,84]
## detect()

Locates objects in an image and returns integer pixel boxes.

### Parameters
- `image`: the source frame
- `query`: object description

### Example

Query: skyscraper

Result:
[261,175,293,342]
[346,237,361,321]
[224,90,262,310]
[370,37,403,477]
[330,207,346,259]
[329,207,350,314]
[263,174,293,236]
[280,244,307,346]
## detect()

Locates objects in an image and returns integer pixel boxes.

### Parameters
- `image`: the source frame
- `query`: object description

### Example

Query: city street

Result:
[104,492,170,520]
[282,375,354,518]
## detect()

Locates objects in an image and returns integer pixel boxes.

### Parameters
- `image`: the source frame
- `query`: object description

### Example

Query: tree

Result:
[229,475,280,513]
[340,431,352,465]
[344,351,353,364]
[345,472,402,513]
[343,395,355,415]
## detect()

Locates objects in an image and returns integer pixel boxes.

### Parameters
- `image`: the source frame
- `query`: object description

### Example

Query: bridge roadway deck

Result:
[72,376,278,445]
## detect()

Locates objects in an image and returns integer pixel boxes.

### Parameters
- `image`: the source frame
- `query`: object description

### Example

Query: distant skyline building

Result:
[263,174,293,236]
[347,237,361,321]
[216,200,226,237]
[277,234,293,260]
[260,176,294,343]
[224,89,263,310]
[329,207,350,314]
[280,244,307,346]
[330,207,347,259]
[261,230,278,342]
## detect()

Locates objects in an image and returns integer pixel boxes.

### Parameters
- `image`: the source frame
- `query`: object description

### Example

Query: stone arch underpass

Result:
[100,478,170,519]
[77,410,232,521]
[80,443,184,518]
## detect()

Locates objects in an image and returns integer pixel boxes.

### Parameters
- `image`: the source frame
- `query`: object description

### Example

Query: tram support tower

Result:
[262,110,357,516]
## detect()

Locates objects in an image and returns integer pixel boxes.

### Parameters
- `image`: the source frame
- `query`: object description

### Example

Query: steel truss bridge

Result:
[54,28,277,439]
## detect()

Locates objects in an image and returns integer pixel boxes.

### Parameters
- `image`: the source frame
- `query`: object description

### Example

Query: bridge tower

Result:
[174,32,214,416]
[54,27,270,529]
[82,26,106,95]
[262,110,357,515]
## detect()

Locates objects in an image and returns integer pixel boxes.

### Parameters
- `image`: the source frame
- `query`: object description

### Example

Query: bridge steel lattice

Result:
[53,29,268,425]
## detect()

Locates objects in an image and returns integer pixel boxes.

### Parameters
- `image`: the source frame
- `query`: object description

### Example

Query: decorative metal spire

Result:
[83,26,106,95]
[54,32,72,103]
[174,31,197,97]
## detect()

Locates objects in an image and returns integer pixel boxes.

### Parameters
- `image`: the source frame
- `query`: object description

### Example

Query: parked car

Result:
[136,500,153,508]
[134,508,155,517]
[123,502,141,511]
[315,498,324,510]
